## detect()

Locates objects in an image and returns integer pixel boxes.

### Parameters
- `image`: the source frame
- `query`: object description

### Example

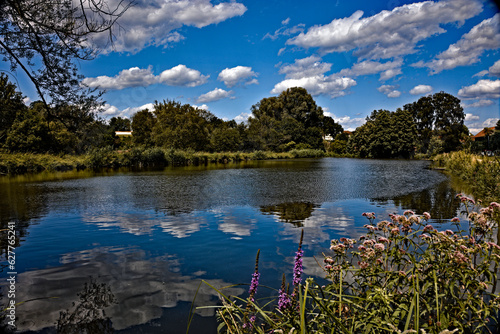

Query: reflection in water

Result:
[57,278,115,334]
[260,202,318,226]
[8,247,244,332]
[0,158,476,332]
[381,180,462,222]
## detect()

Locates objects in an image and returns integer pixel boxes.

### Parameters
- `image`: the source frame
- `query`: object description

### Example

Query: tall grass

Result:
[194,201,500,333]
[434,151,500,202]
[0,148,327,175]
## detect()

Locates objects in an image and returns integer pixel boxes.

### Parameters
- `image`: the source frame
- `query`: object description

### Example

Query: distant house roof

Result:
[115,131,132,136]
[344,131,352,135]
[472,127,495,141]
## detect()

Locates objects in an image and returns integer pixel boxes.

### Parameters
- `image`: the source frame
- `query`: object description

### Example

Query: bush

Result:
[202,200,500,333]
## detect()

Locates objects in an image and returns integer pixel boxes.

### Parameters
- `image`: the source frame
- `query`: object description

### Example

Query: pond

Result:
[0,158,467,333]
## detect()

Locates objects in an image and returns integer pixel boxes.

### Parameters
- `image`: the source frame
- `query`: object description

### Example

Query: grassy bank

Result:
[433,151,500,202]
[0,148,326,175]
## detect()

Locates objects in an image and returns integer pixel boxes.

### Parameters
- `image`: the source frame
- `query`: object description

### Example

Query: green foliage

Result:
[0,73,27,146]
[348,109,417,159]
[5,108,50,153]
[131,109,156,147]
[208,204,500,333]
[434,152,500,202]
[427,135,445,157]
[248,87,336,151]
[404,92,467,153]
[109,117,131,132]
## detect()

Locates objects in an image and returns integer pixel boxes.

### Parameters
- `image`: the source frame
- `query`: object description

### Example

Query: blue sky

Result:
[19,0,500,133]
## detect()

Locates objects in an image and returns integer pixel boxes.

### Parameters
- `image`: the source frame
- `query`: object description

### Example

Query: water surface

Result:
[0,158,465,333]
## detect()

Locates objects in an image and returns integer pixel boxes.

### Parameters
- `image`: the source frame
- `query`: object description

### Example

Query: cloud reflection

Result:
[6,247,243,332]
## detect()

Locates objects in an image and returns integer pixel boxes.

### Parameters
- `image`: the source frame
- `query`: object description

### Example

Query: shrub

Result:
[201,200,500,333]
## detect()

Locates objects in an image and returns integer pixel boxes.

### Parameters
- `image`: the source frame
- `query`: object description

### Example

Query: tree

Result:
[0,0,131,109]
[109,117,131,132]
[323,116,343,138]
[131,109,156,147]
[404,92,467,153]
[248,87,326,151]
[151,100,220,151]
[0,73,27,146]
[347,109,417,159]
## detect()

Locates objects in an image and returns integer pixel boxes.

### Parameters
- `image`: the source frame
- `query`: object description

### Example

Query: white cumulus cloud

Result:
[82,67,158,90]
[197,88,232,103]
[279,56,332,79]
[271,75,356,98]
[217,66,258,87]
[339,59,402,81]
[159,65,209,87]
[82,65,208,90]
[286,0,482,60]
[415,14,500,74]
[488,60,500,76]
[463,100,495,108]
[102,103,155,118]
[234,112,251,123]
[458,79,500,99]
[378,85,401,98]
[333,115,366,131]
[273,56,355,98]
[93,0,247,53]
[410,85,433,95]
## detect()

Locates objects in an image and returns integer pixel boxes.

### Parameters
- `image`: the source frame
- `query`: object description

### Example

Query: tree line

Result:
[1,72,499,158]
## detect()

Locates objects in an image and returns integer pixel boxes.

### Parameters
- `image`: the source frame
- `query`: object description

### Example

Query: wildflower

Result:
[403,210,415,216]
[420,233,431,240]
[324,257,334,264]
[423,212,431,220]
[363,239,375,247]
[461,196,476,205]
[362,212,376,219]
[243,315,256,329]
[358,261,369,269]
[363,224,377,232]
[331,244,346,254]
[248,272,260,301]
[453,251,468,265]
[377,236,389,243]
[409,215,420,224]
[490,202,500,209]
[278,274,291,312]
[293,249,304,287]
[423,224,434,232]
[398,270,406,277]
[374,243,385,251]
[451,217,460,223]
[358,245,366,252]
[377,220,389,229]
[391,227,400,235]
[445,230,454,236]
[376,258,383,265]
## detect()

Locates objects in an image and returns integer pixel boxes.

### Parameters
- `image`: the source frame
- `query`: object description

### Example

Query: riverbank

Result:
[433,151,500,202]
[0,148,326,175]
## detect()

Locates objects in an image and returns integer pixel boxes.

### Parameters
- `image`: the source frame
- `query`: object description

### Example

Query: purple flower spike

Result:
[278,288,291,311]
[293,249,304,287]
[248,272,260,302]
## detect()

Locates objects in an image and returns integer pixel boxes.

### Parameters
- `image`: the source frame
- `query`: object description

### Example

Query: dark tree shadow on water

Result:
[260,202,319,227]
[56,278,116,334]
